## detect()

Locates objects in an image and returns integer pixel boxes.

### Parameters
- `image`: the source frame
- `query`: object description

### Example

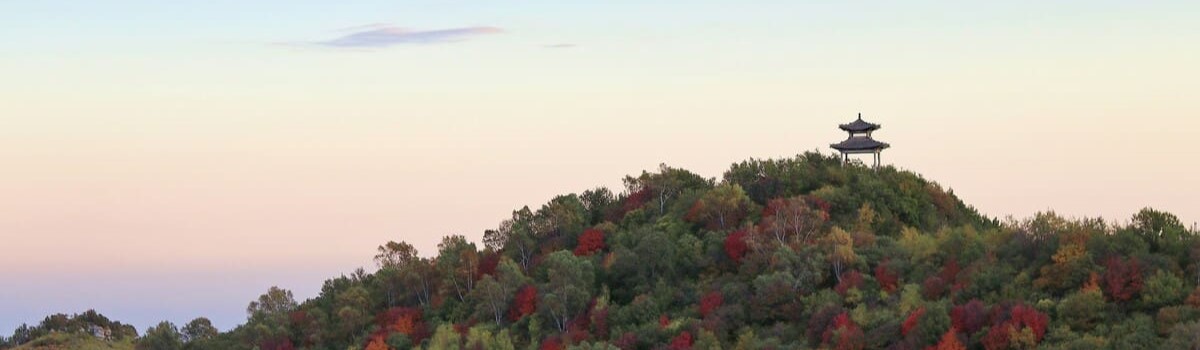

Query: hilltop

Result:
[5,152,1199,350]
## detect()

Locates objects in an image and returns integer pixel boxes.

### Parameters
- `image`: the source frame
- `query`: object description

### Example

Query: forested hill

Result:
[7,152,1200,350]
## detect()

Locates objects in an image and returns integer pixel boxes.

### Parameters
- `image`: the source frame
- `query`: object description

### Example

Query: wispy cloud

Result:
[317,26,504,48]
[543,43,577,49]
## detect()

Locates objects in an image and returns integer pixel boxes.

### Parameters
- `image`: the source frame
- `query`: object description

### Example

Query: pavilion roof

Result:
[830,136,890,152]
[839,113,881,132]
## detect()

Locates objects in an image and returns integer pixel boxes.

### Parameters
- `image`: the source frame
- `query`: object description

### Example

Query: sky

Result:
[1,0,1198,334]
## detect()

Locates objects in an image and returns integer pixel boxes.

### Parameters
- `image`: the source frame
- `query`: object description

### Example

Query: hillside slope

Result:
[6,152,1199,350]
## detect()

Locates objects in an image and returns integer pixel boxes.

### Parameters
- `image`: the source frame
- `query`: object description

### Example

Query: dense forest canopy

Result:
[5,152,1200,350]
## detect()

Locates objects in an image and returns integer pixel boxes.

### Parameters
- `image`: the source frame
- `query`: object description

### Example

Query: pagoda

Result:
[830,113,890,167]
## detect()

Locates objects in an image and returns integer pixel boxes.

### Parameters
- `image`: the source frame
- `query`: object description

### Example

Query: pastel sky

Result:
[2,0,1198,334]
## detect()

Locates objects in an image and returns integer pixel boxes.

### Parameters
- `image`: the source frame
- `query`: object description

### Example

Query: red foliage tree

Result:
[364,336,389,350]
[902,307,926,336]
[950,300,988,335]
[699,291,723,318]
[659,315,670,328]
[822,312,864,350]
[875,263,899,293]
[374,307,430,345]
[508,285,538,321]
[981,325,1010,350]
[982,304,1049,349]
[1102,256,1144,302]
[835,270,864,296]
[573,228,606,256]
[668,332,693,350]
[930,328,967,350]
[724,230,749,263]
[478,252,501,278]
[540,337,564,350]
[622,189,651,213]
[1008,305,1048,342]
[922,275,949,300]
[939,259,961,285]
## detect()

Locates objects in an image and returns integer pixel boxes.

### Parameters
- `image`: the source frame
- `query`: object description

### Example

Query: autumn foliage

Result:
[724,230,749,263]
[950,300,988,335]
[508,285,538,321]
[699,291,723,318]
[1102,256,1144,302]
[982,304,1049,350]
[834,270,864,296]
[667,332,693,350]
[15,156,1197,350]
[902,307,926,336]
[930,328,967,350]
[874,263,899,293]
[574,228,606,256]
[822,312,864,350]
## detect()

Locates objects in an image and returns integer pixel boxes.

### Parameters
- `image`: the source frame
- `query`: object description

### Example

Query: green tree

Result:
[539,251,596,331]
[333,285,372,340]
[1056,288,1105,331]
[625,163,713,215]
[1141,270,1186,309]
[180,317,218,343]
[438,235,480,303]
[428,324,462,350]
[472,275,516,324]
[246,286,297,320]
[137,321,183,350]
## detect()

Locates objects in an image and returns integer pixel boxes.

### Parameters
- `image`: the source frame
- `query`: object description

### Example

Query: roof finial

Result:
[857,112,862,120]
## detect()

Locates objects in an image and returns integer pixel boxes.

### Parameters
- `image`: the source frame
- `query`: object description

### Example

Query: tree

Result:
[930,328,967,350]
[983,304,1049,350]
[822,312,864,350]
[1142,269,1186,309]
[1057,288,1105,331]
[375,240,420,269]
[950,300,987,335]
[1131,207,1188,252]
[245,286,297,349]
[375,241,422,306]
[875,263,899,293]
[486,207,539,271]
[699,291,723,318]
[471,275,516,324]
[668,332,693,350]
[758,196,828,245]
[438,235,480,302]
[137,321,183,350]
[247,286,297,320]
[509,285,538,321]
[825,227,856,281]
[624,163,712,215]
[180,317,218,343]
[574,228,606,256]
[1163,321,1200,349]
[1102,256,1144,302]
[686,183,753,230]
[535,194,588,237]
[539,251,595,332]
[428,324,463,350]
[333,286,372,339]
[724,230,749,263]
